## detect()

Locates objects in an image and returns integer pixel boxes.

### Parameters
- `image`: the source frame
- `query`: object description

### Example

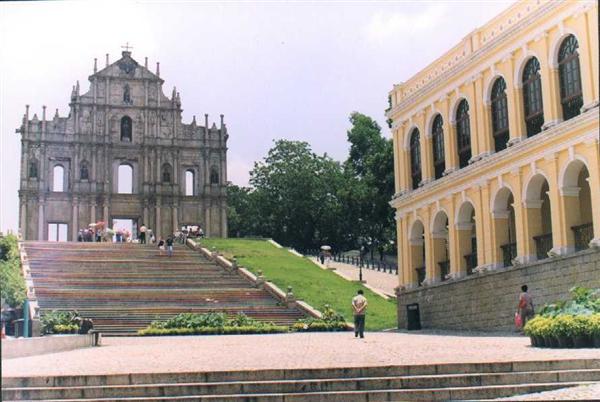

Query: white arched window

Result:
[185,169,195,196]
[53,165,64,192]
[118,164,133,194]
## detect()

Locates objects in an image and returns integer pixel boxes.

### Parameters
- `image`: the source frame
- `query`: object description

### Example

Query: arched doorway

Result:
[409,220,425,287]
[117,164,133,194]
[456,202,477,275]
[492,187,517,267]
[431,211,450,282]
[524,174,553,260]
[562,160,593,251]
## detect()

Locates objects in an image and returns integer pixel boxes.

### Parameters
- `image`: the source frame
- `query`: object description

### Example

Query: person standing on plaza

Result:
[352,289,368,338]
[518,285,535,329]
[139,224,147,244]
[166,235,174,257]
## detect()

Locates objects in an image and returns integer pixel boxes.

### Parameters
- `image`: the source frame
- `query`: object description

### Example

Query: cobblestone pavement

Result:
[495,383,600,400]
[311,257,398,297]
[3,332,599,378]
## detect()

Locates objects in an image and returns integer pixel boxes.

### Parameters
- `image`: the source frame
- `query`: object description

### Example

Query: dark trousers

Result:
[140,232,146,244]
[354,315,365,338]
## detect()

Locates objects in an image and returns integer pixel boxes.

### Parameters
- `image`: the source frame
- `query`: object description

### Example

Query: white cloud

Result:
[364,4,447,42]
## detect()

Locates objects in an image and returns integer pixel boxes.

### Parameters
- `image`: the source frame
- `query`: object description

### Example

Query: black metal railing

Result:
[500,242,517,267]
[533,233,553,260]
[416,266,426,287]
[465,253,477,275]
[304,249,398,275]
[572,222,593,251]
[439,260,450,282]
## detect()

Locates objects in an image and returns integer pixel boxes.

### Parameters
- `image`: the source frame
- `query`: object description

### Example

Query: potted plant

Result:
[554,315,575,348]
[572,315,592,348]
[591,314,600,348]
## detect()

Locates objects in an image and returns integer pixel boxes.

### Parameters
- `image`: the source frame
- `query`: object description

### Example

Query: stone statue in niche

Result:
[123,84,131,104]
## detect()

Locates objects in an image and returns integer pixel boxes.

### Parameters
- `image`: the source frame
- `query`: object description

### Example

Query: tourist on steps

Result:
[157,238,165,256]
[166,235,174,257]
[352,290,368,339]
[139,224,147,244]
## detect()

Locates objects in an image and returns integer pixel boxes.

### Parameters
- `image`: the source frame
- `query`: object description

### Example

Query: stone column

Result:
[103,202,109,228]
[143,203,149,228]
[19,196,27,240]
[474,74,492,158]
[72,197,79,241]
[172,205,178,233]
[585,138,600,247]
[418,112,433,185]
[38,198,45,240]
[446,195,458,278]
[545,154,566,255]
[580,8,599,110]
[441,97,458,174]
[90,202,96,224]
[204,201,211,237]
[395,214,405,287]
[538,33,561,129]
[392,127,401,193]
[155,201,161,238]
[220,200,227,237]
[467,80,480,160]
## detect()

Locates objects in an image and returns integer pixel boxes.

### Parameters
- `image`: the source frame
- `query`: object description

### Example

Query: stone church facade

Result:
[17,50,228,241]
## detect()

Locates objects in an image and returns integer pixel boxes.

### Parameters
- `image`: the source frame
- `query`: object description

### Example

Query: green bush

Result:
[41,310,81,335]
[293,304,349,332]
[0,234,26,307]
[144,312,278,335]
[538,287,600,317]
[525,314,600,339]
[138,325,288,336]
[53,324,79,334]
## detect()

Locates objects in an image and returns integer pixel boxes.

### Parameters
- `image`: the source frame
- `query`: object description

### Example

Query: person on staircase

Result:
[139,224,147,244]
[166,235,174,257]
[157,237,165,256]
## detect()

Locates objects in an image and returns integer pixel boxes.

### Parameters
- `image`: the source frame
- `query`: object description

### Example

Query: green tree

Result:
[249,140,346,251]
[0,234,26,307]
[344,112,396,259]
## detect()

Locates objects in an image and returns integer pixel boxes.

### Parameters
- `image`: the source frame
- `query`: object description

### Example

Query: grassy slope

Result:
[200,238,397,331]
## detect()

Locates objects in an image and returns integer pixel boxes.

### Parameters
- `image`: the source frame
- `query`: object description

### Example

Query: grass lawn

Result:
[199,238,397,331]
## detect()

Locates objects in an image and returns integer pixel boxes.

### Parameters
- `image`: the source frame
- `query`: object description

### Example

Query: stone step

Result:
[3,369,600,400]
[5,359,598,387]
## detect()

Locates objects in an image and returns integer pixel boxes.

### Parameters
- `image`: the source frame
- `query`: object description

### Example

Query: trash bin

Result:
[406,303,421,330]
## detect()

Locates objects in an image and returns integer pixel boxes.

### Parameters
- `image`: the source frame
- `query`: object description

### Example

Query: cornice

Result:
[387,1,565,119]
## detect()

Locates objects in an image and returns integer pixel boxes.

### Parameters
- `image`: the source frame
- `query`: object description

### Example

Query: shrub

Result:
[138,325,288,336]
[589,314,600,337]
[53,324,79,334]
[538,287,600,317]
[0,234,26,308]
[41,310,81,335]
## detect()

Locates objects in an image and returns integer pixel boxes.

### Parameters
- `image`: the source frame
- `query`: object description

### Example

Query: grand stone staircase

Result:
[3,359,599,401]
[24,241,305,334]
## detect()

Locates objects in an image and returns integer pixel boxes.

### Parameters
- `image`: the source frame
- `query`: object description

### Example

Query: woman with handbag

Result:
[517,285,534,330]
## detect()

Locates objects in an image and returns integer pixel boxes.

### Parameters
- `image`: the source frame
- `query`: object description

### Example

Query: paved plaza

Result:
[3,332,599,378]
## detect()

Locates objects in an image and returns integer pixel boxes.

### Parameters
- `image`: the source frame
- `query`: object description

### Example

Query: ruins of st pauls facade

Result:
[17,48,228,241]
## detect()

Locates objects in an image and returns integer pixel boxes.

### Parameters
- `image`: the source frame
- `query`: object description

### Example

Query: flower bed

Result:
[137,307,350,336]
[524,287,600,348]
[40,310,93,335]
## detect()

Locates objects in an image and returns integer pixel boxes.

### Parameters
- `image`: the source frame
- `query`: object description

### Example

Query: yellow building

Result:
[387,0,599,290]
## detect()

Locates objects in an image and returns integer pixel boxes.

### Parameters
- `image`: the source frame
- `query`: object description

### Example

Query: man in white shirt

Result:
[139,224,147,244]
[352,290,368,338]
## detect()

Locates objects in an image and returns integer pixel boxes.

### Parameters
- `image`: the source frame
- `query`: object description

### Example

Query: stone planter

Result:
[545,336,558,348]
[557,335,574,348]
[573,335,592,348]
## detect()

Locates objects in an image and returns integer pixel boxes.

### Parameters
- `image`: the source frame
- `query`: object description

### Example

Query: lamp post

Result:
[358,239,364,283]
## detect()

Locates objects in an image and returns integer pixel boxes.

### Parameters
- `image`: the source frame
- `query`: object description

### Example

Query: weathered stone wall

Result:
[397,249,600,332]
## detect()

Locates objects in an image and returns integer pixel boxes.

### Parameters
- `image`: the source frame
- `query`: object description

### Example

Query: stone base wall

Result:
[397,249,600,332]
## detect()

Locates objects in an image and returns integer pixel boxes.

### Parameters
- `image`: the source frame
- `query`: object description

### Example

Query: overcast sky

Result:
[0,0,514,233]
